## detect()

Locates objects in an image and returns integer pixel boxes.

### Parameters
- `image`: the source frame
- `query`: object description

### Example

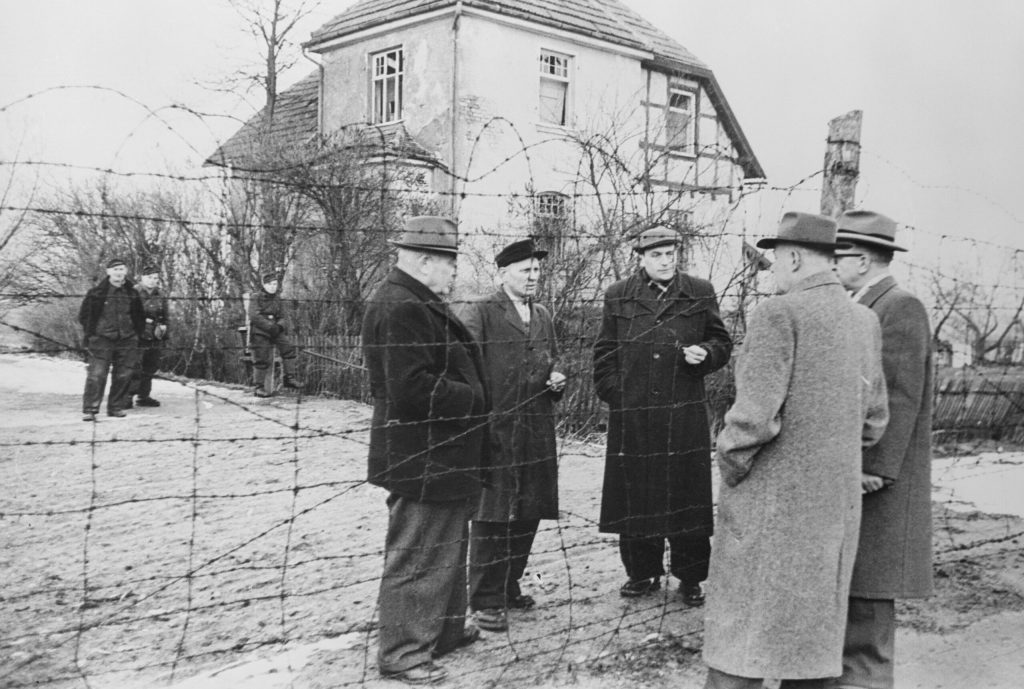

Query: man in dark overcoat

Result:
[130,264,169,408]
[593,226,732,605]
[249,270,303,397]
[702,212,890,689]
[362,216,489,685]
[830,210,933,689]
[454,238,566,633]
[78,257,145,421]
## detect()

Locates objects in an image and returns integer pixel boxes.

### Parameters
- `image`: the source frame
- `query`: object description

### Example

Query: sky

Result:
[2,0,1023,261]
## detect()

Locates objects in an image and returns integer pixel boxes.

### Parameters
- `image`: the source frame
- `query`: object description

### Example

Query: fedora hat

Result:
[756,212,840,251]
[495,238,548,267]
[390,216,459,255]
[633,226,681,253]
[836,210,906,252]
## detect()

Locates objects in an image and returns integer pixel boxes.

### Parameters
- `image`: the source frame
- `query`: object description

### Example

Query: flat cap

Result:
[106,257,127,269]
[261,270,281,284]
[633,226,681,253]
[390,216,459,255]
[140,263,160,275]
[836,210,906,252]
[756,212,841,251]
[495,238,548,267]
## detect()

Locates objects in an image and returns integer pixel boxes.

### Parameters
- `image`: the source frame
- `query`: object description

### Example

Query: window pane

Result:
[666,109,691,149]
[539,79,567,125]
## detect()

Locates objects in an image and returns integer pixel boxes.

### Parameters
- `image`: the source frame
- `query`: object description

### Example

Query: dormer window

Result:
[539,50,571,126]
[372,47,404,124]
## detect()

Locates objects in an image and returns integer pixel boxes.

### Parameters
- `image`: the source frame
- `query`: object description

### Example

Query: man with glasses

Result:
[829,211,934,689]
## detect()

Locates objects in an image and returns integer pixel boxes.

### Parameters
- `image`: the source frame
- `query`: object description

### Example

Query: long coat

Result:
[703,271,889,680]
[850,275,934,599]
[362,267,489,503]
[78,278,145,338]
[250,289,291,338]
[138,286,170,342]
[454,289,561,522]
[593,269,732,536]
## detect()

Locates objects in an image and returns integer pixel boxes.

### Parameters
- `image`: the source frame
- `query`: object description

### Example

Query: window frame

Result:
[370,46,404,125]
[665,85,696,154]
[538,49,572,127]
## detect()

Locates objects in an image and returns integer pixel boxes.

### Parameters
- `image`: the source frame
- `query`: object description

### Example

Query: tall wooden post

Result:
[820,110,863,217]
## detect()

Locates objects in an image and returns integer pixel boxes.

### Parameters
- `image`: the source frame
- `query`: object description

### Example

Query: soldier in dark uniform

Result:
[130,264,169,407]
[250,270,304,397]
[79,257,145,421]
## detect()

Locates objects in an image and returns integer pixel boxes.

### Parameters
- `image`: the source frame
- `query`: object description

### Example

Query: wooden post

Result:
[820,110,863,217]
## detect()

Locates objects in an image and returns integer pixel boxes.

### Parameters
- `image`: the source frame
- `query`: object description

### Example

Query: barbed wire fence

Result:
[2,94,1024,688]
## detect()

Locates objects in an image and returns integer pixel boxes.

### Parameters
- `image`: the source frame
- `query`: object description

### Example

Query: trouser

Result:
[705,667,830,689]
[132,340,162,398]
[82,335,139,414]
[377,494,472,673]
[469,519,540,611]
[251,333,297,390]
[834,598,896,689]
[619,532,711,585]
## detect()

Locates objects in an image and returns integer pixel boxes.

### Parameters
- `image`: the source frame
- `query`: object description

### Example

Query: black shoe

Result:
[254,388,274,398]
[282,376,304,389]
[472,608,508,632]
[82,412,97,422]
[619,577,661,598]
[124,399,134,409]
[381,661,448,685]
[680,583,705,607]
[107,409,127,418]
[136,397,161,407]
[508,594,536,610]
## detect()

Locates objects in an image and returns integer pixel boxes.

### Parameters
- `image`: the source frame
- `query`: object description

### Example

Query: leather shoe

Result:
[282,376,304,389]
[472,607,508,632]
[508,594,536,610]
[381,661,447,685]
[434,622,481,657]
[619,577,661,598]
[107,409,128,418]
[82,412,97,422]
[680,583,705,607]
[254,387,274,398]
[136,396,161,407]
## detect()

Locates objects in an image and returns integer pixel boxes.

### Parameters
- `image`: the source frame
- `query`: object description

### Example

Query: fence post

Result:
[820,110,863,217]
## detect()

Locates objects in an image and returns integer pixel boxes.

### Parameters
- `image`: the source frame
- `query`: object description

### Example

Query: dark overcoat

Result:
[138,286,170,341]
[362,267,489,503]
[454,289,561,522]
[250,289,291,338]
[703,271,890,679]
[78,278,145,337]
[593,269,732,536]
[850,276,934,599]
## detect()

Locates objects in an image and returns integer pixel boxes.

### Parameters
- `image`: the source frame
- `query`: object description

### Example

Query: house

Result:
[211,0,765,291]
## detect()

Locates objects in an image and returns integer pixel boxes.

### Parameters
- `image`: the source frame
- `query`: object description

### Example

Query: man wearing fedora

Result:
[249,269,303,397]
[362,216,489,684]
[830,211,933,689]
[78,257,145,421]
[453,238,566,633]
[702,212,889,688]
[593,226,732,606]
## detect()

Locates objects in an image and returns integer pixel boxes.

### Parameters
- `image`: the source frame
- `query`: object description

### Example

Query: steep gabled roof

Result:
[307,0,706,71]
[205,70,442,171]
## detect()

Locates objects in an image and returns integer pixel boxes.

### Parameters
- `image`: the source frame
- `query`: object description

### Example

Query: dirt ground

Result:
[2,352,1024,689]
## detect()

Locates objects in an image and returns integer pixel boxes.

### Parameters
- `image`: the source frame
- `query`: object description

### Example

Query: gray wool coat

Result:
[850,275,934,599]
[454,290,561,522]
[703,271,889,680]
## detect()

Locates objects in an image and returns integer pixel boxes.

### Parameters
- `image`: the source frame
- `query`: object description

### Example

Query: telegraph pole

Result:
[820,110,863,217]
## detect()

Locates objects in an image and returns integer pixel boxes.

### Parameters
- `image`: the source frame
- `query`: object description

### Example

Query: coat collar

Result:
[495,288,529,334]
[388,266,441,304]
[788,270,843,294]
[625,269,698,314]
[855,274,898,308]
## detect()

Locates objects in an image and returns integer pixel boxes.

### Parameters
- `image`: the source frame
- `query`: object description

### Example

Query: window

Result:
[666,87,695,152]
[536,192,567,218]
[534,192,570,257]
[539,50,571,126]
[371,48,404,124]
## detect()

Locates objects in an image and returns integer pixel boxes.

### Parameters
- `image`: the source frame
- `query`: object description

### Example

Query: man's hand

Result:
[681,345,708,365]
[861,472,886,494]
[546,371,567,392]
[153,324,167,340]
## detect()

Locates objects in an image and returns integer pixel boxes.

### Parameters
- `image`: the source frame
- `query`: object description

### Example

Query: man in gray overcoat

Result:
[703,212,890,689]
[362,217,489,685]
[831,211,933,689]
[593,226,733,605]
[454,238,566,633]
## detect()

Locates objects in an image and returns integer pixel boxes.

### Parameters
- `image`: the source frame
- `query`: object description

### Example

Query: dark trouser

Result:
[132,340,162,398]
[835,598,895,688]
[377,494,472,673]
[705,667,830,689]
[469,519,540,611]
[251,333,297,390]
[82,335,139,414]
[619,532,711,586]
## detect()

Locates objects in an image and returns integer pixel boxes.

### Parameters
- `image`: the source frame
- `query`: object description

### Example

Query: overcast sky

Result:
[2,0,1022,256]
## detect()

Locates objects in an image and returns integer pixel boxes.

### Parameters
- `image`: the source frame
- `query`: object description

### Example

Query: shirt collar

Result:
[852,272,890,302]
